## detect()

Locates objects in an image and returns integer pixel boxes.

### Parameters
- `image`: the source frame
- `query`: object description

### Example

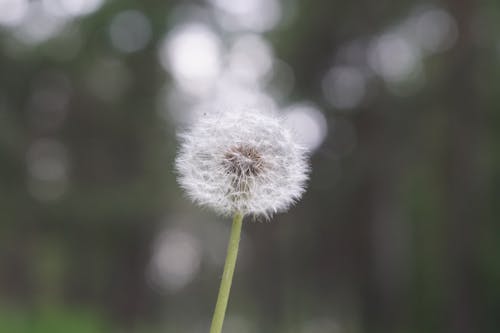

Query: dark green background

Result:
[0,0,499,332]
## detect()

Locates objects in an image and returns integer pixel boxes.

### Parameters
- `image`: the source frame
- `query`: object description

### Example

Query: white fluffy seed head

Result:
[175,108,310,219]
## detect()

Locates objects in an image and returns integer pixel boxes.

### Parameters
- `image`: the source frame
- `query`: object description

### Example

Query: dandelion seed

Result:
[175,108,309,219]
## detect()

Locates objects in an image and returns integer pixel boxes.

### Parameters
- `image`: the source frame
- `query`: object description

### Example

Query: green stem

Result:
[209,212,244,333]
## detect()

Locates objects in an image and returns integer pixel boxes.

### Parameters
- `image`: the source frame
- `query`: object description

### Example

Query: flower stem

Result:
[209,212,243,333]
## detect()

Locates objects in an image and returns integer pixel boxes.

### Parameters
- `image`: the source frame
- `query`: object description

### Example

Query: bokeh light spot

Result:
[284,103,328,152]
[208,0,282,32]
[44,0,105,17]
[368,32,422,83]
[150,230,202,293]
[13,3,67,44]
[159,23,222,96]
[26,139,69,201]
[228,34,273,84]
[322,66,366,110]
[109,10,152,53]
[414,8,458,53]
[0,0,28,27]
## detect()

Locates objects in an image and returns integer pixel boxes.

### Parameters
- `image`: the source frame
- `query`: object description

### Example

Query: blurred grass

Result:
[0,306,109,333]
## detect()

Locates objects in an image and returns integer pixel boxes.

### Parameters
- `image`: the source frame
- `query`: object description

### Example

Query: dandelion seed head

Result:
[223,144,264,177]
[175,108,309,218]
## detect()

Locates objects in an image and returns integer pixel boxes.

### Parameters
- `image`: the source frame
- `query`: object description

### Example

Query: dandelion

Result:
[176,108,309,218]
[175,108,309,333]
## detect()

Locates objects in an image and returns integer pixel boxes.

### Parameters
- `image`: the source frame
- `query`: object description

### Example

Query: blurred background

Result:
[0,0,499,332]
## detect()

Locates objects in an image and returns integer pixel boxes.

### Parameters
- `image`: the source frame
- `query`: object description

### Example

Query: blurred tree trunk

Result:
[443,0,484,332]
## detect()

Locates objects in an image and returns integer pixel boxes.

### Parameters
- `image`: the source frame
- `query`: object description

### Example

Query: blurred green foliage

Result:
[0,306,109,333]
[1,0,500,332]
